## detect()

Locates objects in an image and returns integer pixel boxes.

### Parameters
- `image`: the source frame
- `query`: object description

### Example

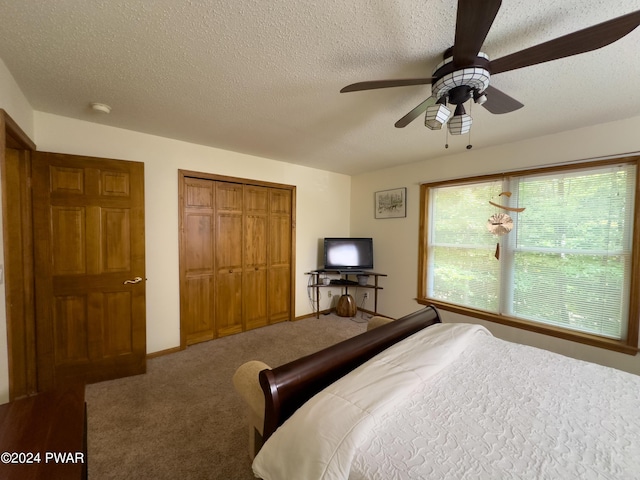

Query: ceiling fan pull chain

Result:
[466,101,473,149]
[468,104,473,148]
[445,123,449,149]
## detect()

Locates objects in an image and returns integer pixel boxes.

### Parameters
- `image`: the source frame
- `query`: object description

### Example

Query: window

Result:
[418,158,640,354]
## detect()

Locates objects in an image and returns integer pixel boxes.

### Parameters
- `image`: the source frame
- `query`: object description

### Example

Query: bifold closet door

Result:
[268,189,292,324]
[180,173,294,346]
[243,186,269,330]
[215,182,244,337]
[181,178,216,345]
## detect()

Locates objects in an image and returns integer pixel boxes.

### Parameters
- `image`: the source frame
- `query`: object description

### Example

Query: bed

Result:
[237,306,640,479]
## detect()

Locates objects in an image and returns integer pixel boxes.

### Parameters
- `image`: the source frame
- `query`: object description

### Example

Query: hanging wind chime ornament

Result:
[487,212,513,236]
[487,212,512,259]
[487,192,525,259]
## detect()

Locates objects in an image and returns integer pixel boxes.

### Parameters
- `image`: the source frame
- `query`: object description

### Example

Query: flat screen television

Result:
[323,237,373,271]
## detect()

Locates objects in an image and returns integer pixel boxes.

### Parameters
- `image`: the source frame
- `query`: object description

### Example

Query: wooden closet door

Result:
[244,186,269,330]
[181,178,215,345]
[179,172,294,346]
[215,182,244,337]
[269,189,292,323]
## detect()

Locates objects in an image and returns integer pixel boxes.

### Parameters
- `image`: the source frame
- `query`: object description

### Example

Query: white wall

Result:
[0,59,34,139]
[351,115,640,374]
[34,112,351,354]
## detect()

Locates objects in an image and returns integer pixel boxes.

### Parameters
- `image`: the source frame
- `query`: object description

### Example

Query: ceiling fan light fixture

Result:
[425,103,451,130]
[431,55,490,104]
[473,90,487,105]
[448,113,473,135]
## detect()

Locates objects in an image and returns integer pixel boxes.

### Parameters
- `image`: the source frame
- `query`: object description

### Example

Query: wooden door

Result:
[181,178,216,345]
[269,189,292,323]
[215,182,244,337]
[3,148,37,398]
[244,186,269,330]
[32,152,146,391]
[2,110,38,400]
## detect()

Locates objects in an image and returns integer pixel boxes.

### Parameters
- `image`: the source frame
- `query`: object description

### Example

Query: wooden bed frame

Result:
[258,306,441,441]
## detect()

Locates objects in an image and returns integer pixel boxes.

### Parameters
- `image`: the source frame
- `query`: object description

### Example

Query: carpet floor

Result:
[86,313,369,479]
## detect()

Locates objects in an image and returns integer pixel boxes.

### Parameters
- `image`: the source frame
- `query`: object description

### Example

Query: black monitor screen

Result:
[323,238,373,270]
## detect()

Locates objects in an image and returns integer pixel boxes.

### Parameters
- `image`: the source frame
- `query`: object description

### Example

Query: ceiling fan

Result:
[341,0,640,136]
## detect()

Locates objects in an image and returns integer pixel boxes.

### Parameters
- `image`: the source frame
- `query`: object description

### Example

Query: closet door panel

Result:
[215,183,244,336]
[216,213,243,269]
[181,178,215,345]
[184,277,215,344]
[269,189,292,323]
[270,215,291,267]
[215,271,243,336]
[244,214,268,329]
[244,269,268,329]
[244,186,269,330]
[269,267,290,323]
[245,186,269,215]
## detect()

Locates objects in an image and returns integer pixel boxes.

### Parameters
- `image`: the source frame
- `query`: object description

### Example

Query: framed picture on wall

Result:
[375,187,406,219]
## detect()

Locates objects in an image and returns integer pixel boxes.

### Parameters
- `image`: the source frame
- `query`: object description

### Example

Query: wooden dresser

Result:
[0,385,87,480]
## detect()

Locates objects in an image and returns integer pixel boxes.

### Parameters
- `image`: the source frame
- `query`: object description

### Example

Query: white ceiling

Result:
[1,0,639,175]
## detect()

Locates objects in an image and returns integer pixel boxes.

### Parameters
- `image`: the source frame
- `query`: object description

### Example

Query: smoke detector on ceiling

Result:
[90,102,112,114]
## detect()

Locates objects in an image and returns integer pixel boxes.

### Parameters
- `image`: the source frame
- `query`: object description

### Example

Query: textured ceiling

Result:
[0,0,639,175]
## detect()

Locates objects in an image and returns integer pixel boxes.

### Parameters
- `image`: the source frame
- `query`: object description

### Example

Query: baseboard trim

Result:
[294,309,332,321]
[147,346,182,359]
[295,308,390,321]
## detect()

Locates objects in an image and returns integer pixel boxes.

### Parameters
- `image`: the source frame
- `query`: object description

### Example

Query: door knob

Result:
[123,276,143,285]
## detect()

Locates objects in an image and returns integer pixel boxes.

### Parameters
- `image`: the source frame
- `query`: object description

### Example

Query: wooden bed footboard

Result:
[258,306,441,441]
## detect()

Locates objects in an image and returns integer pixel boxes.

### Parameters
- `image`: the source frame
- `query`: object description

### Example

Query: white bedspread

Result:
[349,332,640,479]
[252,323,640,480]
[252,323,491,480]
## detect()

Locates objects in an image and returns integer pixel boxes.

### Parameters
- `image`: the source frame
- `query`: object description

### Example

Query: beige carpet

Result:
[86,313,369,479]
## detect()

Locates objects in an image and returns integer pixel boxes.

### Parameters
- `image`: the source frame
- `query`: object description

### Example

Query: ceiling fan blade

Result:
[453,0,502,67]
[395,97,436,128]
[489,10,640,74]
[340,78,434,93]
[482,86,524,114]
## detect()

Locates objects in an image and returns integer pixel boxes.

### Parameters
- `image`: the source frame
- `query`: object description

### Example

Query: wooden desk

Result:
[0,385,87,480]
